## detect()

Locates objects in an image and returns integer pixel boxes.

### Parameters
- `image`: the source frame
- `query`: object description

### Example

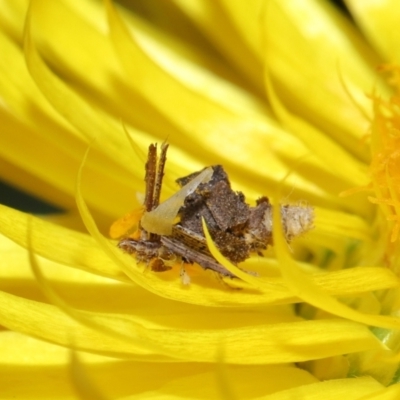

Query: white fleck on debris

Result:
[180,265,191,286]
[280,204,314,241]
[261,202,314,242]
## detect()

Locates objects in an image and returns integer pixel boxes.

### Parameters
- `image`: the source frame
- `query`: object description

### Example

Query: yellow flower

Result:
[1,0,400,398]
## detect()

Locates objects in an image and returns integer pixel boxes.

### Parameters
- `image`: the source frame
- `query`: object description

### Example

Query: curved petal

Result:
[346,0,400,64]
[261,377,384,400]
[0,204,126,280]
[105,0,345,207]
[0,290,383,364]
[0,332,321,399]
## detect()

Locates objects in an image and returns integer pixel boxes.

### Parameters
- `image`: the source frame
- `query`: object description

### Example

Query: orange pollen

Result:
[369,67,400,242]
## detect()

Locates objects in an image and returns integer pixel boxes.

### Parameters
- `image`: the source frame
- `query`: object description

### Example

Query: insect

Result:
[111,143,314,282]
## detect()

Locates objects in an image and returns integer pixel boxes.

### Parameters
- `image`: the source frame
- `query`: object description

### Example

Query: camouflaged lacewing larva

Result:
[114,143,314,283]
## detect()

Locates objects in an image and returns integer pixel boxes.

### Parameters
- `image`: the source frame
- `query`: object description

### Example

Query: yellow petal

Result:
[219,0,386,157]
[23,3,153,216]
[0,332,320,399]
[175,0,386,160]
[357,384,400,400]
[0,288,383,364]
[0,204,126,281]
[105,0,341,205]
[70,351,108,400]
[261,376,384,400]
[0,16,144,216]
[347,0,400,63]
[272,191,400,330]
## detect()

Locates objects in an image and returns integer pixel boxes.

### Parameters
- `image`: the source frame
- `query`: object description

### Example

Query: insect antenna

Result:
[153,142,169,209]
[144,144,157,212]
[141,143,169,241]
